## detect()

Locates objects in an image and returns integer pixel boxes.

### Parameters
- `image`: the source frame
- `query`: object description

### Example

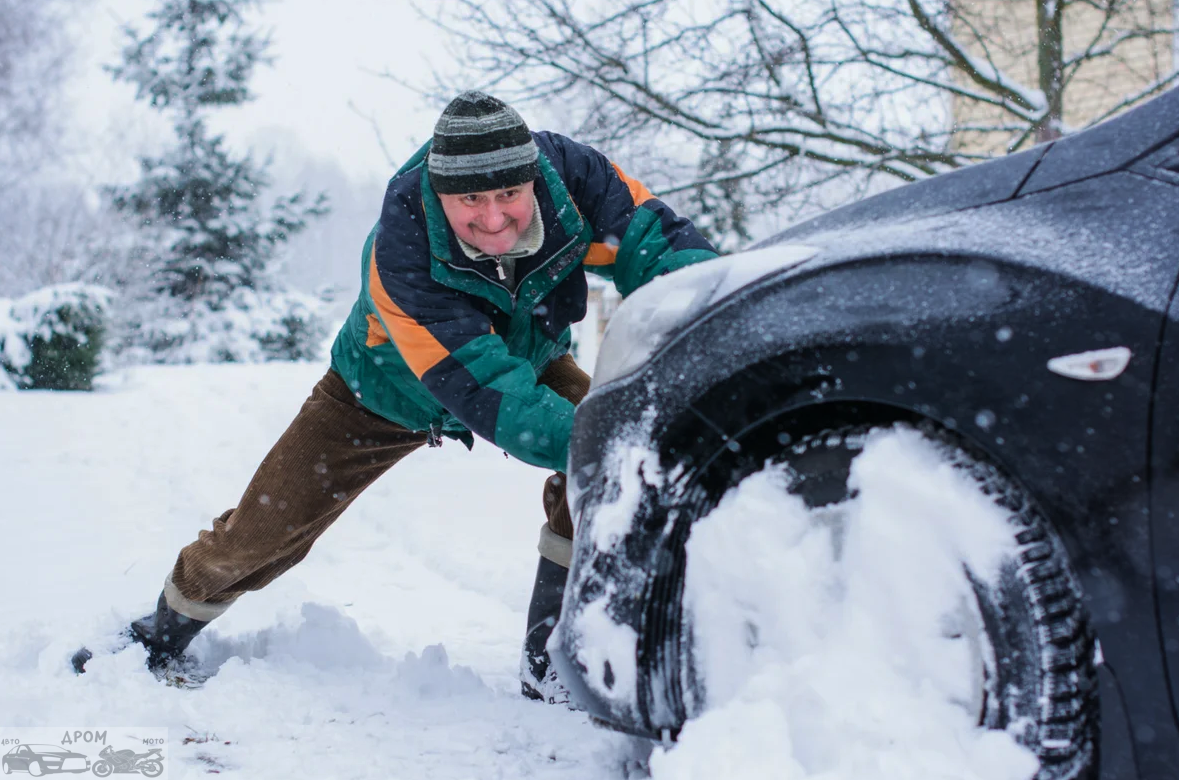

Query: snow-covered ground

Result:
[0,363,644,778]
[0,362,1037,778]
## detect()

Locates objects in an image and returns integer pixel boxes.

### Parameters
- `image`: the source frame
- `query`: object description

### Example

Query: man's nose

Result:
[479,203,507,231]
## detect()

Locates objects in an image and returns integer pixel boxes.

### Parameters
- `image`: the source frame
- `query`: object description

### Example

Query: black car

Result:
[552,87,1179,780]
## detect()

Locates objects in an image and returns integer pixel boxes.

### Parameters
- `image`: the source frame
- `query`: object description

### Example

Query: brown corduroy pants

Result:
[165,354,590,621]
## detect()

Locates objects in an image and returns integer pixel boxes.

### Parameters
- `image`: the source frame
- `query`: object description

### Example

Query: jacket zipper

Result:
[437,232,580,309]
[441,259,516,305]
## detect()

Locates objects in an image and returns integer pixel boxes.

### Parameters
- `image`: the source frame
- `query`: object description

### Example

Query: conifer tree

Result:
[108,0,329,362]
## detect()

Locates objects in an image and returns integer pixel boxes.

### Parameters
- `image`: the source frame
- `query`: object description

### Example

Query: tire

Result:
[139,760,163,778]
[27,760,41,777]
[777,424,1099,780]
[2,759,9,774]
[91,760,112,777]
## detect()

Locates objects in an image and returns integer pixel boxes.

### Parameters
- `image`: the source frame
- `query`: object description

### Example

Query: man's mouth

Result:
[474,222,514,236]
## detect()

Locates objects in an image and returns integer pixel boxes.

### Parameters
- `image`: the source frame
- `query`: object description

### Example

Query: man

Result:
[75,92,718,702]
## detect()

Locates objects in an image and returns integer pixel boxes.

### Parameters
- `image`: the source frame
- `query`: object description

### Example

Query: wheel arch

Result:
[656,269,1154,588]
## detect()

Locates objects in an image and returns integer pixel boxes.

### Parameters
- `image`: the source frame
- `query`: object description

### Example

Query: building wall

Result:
[952,0,1174,154]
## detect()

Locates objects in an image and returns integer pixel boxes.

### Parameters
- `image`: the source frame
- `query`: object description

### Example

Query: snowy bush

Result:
[116,287,328,365]
[0,284,113,391]
[0,308,24,391]
[249,289,329,362]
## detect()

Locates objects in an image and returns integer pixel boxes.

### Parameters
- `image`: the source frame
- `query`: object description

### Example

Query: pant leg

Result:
[166,369,427,617]
[523,354,590,693]
[535,353,591,563]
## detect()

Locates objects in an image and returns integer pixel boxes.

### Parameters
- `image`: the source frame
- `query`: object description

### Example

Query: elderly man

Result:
[77,91,718,702]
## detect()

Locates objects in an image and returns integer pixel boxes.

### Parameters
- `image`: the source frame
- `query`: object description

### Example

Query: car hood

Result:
[771,182,1179,316]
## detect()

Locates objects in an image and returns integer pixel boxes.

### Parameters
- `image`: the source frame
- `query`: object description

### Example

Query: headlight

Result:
[592,244,820,387]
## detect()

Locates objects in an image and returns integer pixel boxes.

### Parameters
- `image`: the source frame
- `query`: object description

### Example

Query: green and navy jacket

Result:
[330,131,718,472]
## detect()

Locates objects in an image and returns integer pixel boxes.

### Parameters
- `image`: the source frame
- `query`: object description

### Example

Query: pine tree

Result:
[107,0,330,362]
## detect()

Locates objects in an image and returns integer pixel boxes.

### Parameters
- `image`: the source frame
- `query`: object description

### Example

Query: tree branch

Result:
[906,0,1044,112]
[346,100,397,168]
[1083,70,1179,127]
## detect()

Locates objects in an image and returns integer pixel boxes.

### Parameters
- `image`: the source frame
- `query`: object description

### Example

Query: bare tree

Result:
[0,0,107,297]
[414,0,1177,248]
[0,182,148,297]
[0,0,78,189]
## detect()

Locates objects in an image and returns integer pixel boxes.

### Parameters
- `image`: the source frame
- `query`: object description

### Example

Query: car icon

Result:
[2,744,90,775]
[553,87,1179,780]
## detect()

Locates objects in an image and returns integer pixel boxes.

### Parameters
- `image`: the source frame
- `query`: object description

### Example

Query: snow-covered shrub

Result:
[0,284,113,391]
[0,307,25,391]
[116,287,328,365]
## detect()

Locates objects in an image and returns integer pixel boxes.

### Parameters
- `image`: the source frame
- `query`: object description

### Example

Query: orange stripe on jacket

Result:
[584,242,618,267]
[365,313,390,347]
[367,246,449,378]
[583,163,654,268]
[611,162,654,206]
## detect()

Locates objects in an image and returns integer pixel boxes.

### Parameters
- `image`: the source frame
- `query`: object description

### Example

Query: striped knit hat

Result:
[427,91,540,195]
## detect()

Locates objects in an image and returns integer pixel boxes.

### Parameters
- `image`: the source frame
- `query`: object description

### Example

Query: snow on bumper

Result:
[552,409,686,735]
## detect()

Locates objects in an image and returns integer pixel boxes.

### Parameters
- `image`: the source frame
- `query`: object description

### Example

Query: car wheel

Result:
[26,760,41,777]
[1,759,9,774]
[773,424,1099,779]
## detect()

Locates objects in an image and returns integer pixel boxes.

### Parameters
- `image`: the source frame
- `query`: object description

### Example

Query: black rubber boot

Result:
[128,592,210,671]
[520,555,571,704]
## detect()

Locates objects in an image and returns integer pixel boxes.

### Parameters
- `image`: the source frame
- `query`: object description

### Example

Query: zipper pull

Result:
[494,257,507,280]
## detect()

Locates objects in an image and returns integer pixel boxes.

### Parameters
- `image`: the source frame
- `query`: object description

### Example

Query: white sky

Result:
[68,0,453,185]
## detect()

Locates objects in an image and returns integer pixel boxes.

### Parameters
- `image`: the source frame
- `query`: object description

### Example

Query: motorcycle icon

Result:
[89,746,162,778]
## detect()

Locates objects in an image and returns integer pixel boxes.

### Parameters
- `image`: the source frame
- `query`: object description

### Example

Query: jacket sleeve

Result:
[369,184,575,472]
[538,131,719,297]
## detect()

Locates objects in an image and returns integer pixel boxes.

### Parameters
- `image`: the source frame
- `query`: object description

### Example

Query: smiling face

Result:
[438,181,536,257]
